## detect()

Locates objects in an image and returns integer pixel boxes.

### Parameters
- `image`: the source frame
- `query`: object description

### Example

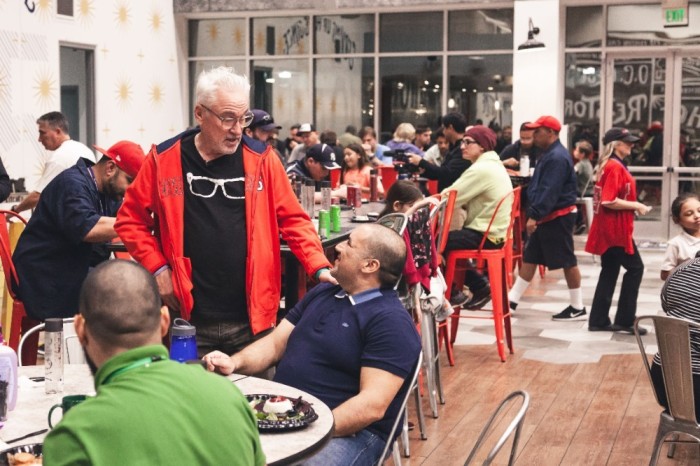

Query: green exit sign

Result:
[664,7,689,27]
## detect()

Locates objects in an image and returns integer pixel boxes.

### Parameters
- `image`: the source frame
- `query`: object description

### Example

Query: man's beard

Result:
[102,175,124,201]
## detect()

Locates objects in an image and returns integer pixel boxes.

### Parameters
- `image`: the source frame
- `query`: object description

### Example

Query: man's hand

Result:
[407,154,422,166]
[155,269,180,313]
[202,350,236,375]
[317,269,338,285]
[526,218,538,235]
[502,158,518,168]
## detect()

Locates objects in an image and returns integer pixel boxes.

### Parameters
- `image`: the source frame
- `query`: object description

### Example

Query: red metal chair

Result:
[504,187,521,288]
[0,211,40,365]
[443,188,520,362]
[433,190,457,366]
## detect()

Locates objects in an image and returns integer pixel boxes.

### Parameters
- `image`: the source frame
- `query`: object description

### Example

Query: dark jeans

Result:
[651,362,700,420]
[588,245,644,328]
[445,228,501,290]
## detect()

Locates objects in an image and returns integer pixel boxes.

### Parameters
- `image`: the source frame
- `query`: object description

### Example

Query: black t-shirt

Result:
[181,134,248,323]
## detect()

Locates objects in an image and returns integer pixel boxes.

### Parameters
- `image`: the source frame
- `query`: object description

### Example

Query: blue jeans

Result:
[304,429,386,466]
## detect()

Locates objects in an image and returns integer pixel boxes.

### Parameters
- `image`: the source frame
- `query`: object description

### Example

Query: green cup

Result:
[48,394,88,428]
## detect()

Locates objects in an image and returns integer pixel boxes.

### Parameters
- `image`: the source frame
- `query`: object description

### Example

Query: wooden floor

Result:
[395,345,700,466]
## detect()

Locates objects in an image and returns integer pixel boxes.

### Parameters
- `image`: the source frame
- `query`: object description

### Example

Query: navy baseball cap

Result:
[307,143,340,169]
[249,109,281,131]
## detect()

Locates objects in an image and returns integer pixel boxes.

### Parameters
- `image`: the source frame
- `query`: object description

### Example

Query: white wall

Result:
[512,0,563,131]
[0,1,184,190]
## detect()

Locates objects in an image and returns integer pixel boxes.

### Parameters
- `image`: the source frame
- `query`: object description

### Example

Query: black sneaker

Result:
[509,301,518,311]
[574,224,587,235]
[464,285,491,310]
[612,324,647,336]
[588,325,614,332]
[449,289,470,307]
[552,305,587,321]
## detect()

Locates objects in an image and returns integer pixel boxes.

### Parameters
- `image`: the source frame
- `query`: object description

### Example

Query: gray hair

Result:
[195,66,251,107]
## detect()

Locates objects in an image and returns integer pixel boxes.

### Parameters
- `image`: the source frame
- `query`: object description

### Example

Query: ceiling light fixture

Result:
[518,18,545,51]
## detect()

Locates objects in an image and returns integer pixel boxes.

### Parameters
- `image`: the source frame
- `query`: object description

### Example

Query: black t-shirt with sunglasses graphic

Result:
[181,134,248,323]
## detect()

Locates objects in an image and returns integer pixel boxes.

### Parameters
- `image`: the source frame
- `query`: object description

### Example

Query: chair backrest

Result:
[474,187,519,252]
[635,315,698,424]
[376,213,408,236]
[18,318,85,366]
[378,351,423,465]
[0,211,28,299]
[435,190,456,256]
[379,165,398,193]
[464,390,530,466]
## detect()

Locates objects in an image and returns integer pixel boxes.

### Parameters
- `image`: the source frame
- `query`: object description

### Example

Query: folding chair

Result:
[378,352,423,466]
[634,315,700,464]
[463,390,529,466]
[0,210,41,365]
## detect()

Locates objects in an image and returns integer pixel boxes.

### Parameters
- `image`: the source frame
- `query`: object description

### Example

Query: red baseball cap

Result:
[524,115,562,133]
[93,140,146,178]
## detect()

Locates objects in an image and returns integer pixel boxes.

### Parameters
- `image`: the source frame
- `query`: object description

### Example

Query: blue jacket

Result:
[526,140,577,220]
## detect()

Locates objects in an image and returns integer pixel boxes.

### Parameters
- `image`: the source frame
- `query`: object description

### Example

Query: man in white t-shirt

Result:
[11,111,95,215]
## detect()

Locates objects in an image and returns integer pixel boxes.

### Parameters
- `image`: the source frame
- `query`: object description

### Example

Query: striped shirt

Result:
[654,257,700,373]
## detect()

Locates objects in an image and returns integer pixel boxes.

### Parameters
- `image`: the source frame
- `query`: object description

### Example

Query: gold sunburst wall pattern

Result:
[149,82,164,107]
[33,69,57,108]
[149,9,163,33]
[77,0,95,25]
[115,77,132,109]
[207,22,220,42]
[35,0,53,21]
[114,1,131,29]
[233,27,243,47]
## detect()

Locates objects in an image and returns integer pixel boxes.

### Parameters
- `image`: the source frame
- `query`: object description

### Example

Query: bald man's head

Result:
[79,260,163,350]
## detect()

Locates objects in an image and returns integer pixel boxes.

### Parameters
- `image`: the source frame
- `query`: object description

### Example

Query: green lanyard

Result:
[102,356,164,385]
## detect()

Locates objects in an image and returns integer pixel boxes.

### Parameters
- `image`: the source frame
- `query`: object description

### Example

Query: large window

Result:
[187,9,513,137]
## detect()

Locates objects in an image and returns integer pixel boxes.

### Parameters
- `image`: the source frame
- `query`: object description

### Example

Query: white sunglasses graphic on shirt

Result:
[186,172,245,199]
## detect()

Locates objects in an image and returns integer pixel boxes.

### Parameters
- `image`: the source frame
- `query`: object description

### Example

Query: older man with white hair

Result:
[116,67,335,356]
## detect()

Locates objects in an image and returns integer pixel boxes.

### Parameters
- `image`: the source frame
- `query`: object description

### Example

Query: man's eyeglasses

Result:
[461,139,478,146]
[186,172,245,199]
[201,104,254,130]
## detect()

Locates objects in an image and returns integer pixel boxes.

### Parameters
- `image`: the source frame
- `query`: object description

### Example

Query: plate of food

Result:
[351,215,373,223]
[0,444,42,466]
[245,394,318,432]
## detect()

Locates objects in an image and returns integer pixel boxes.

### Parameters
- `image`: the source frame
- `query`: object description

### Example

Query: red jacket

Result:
[115,130,331,334]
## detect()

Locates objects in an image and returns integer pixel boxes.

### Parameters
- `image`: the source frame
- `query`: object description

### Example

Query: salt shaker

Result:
[45,318,64,394]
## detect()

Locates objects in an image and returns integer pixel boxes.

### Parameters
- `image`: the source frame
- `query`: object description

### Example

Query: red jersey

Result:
[585,157,637,255]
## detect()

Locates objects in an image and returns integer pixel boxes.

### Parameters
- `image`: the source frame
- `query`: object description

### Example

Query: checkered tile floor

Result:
[452,235,666,364]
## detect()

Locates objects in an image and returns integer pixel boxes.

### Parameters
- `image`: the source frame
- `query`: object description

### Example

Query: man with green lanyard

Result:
[43,260,265,466]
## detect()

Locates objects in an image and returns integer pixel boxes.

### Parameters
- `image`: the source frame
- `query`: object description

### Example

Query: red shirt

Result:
[585,157,637,255]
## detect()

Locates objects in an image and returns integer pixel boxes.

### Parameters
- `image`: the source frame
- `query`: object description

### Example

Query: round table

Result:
[1,365,333,465]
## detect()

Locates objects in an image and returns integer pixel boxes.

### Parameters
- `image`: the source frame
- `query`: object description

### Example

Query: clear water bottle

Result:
[170,318,198,363]
[45,318,64,394]
[519,155,530,177]
[321,181,332,212]
[369,169,379,202]
[0,330,17,428]
[303,179,315,217]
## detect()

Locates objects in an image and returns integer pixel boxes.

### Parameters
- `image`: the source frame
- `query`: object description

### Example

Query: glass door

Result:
[605,52,700,240]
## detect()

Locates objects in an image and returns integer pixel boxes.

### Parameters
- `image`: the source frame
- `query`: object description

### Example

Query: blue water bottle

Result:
[170,318,198,363]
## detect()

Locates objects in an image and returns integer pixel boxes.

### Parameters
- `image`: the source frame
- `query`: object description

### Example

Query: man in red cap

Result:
[12,140,145,320]
[507,115,586,321]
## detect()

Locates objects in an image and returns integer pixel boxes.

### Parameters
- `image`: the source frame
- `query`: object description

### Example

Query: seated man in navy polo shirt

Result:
[205,223,421,466]
[13,141,145,321]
